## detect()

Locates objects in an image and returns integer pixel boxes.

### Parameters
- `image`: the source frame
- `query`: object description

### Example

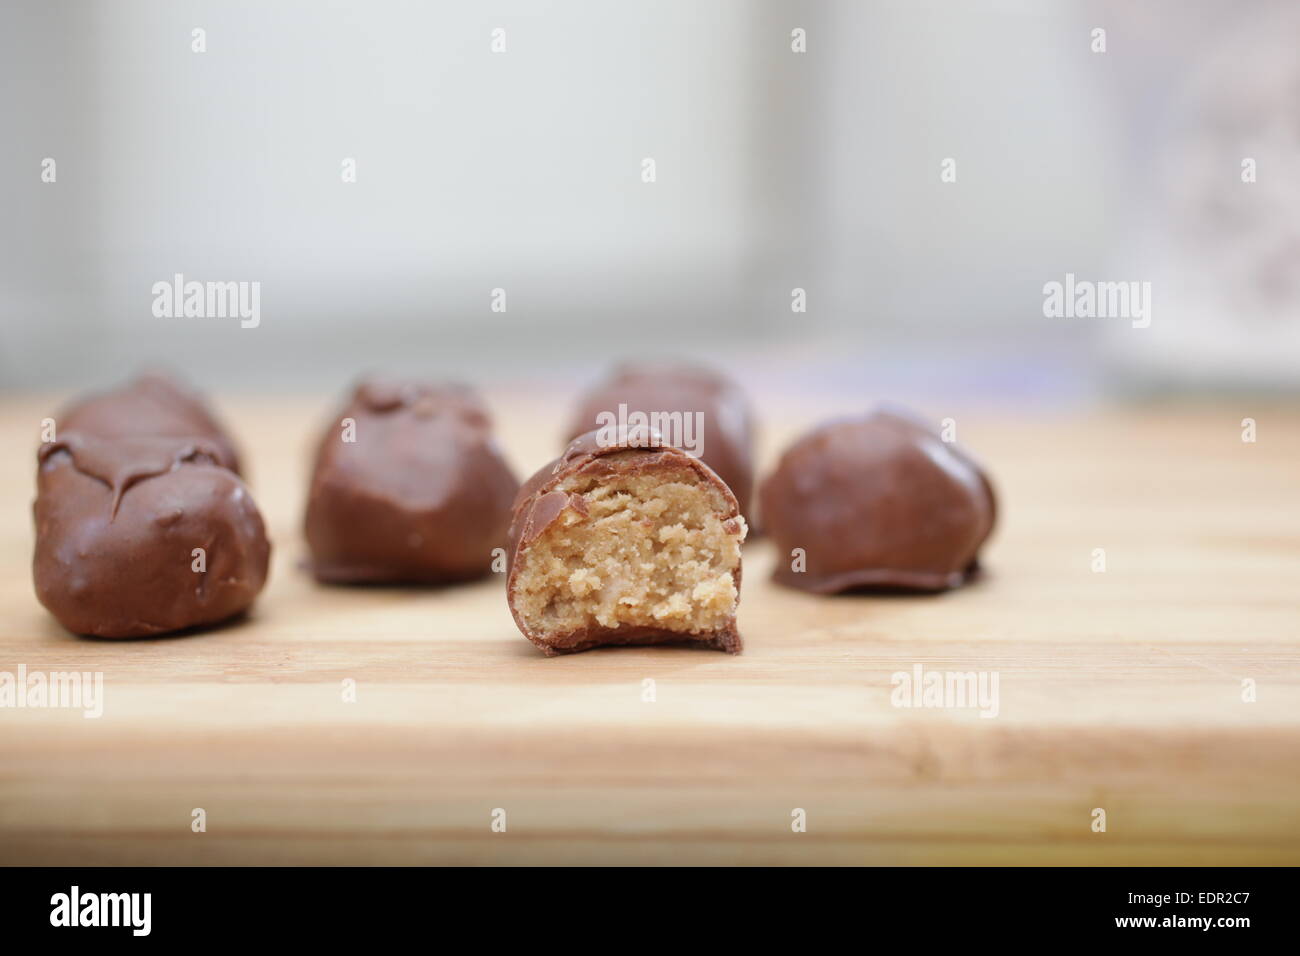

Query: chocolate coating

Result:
[507,427,745,655]
[304,380,520,584]
[565,361,756,519]
[33,434,271,637]
[56,373,242,474]
[759,408,996,593]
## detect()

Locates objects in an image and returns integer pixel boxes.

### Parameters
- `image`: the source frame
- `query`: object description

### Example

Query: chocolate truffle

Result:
[565,361,756,520]
[759,408,996,593]
[56,373,242,474]
[33,434,271,637]
[507,427,747,655]
[304,380,520,584]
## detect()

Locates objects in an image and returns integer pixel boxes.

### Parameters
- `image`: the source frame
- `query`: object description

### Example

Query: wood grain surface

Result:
[1,392,1298,865]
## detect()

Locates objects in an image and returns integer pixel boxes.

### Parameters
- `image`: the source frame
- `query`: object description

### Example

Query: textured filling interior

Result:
[515,460,746,641]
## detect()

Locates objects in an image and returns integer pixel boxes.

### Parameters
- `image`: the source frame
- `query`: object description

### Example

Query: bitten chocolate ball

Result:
[33,434,271,637]
[565,360,756,520]
[760,408,996,593]
[304,380,519,584]
[56,373,243,474]
[507,427,747,656]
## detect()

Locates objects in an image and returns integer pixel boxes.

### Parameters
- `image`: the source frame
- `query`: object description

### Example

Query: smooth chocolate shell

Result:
[33,434,271,637]
[760,409,996,593]
[304,380,519,584]
[56,373,242,474]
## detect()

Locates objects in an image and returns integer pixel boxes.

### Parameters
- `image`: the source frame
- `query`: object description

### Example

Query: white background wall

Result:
[2,0,1295,398]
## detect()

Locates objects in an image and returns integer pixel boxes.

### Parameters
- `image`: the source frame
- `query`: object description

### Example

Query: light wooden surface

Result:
[1,392,1298,865]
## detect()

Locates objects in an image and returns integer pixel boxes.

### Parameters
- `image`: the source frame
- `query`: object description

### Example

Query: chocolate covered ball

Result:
[56,373,242,474]
[506,426,746,656]
[304,380,520,584]
[33,434,271,637]
[565,361,756,520]
[760,408,996,593]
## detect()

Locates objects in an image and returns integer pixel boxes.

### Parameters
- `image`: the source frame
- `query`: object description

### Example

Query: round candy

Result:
[760,408,995,593]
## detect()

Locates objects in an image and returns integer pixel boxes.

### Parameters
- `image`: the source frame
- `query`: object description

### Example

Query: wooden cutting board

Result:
[2,393,1297,865]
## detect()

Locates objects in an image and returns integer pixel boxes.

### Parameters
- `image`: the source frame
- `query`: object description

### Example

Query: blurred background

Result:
[2,0,1297,406]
